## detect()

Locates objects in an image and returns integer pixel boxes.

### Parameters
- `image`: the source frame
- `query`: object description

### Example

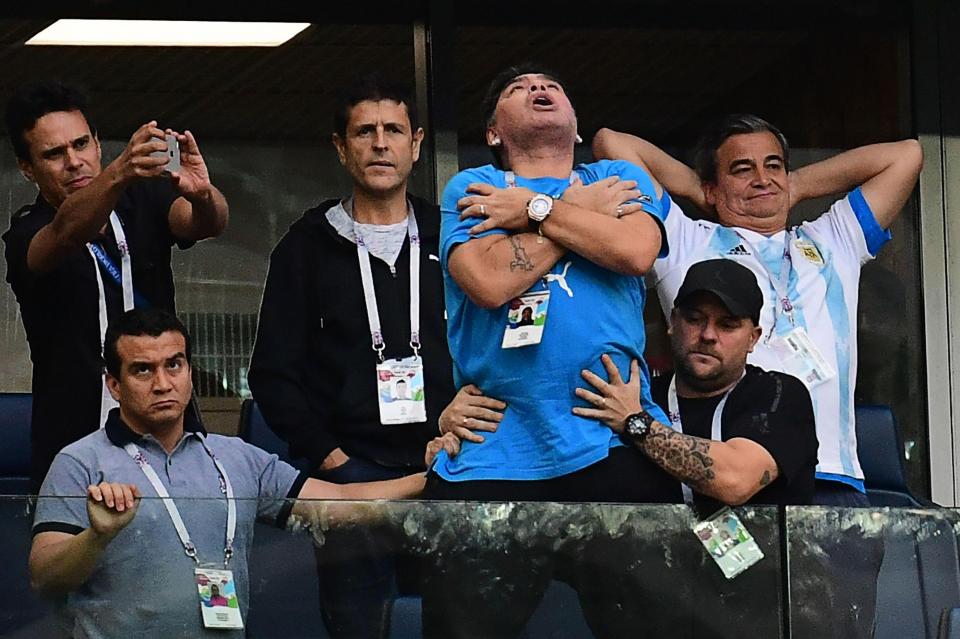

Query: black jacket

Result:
[248,195,455,471]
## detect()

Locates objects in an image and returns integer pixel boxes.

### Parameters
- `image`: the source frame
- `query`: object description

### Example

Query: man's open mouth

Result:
[532,94,555,108]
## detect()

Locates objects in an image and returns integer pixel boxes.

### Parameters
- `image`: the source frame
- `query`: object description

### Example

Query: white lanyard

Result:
[352,202,420,362]
[734,229,795,329]
[124,435,237,567]
[667,374,741,505]
[87,212,134,429]
[504,170,579,191]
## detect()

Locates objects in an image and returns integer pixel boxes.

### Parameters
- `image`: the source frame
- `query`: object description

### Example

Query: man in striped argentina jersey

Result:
[595,115,922,637]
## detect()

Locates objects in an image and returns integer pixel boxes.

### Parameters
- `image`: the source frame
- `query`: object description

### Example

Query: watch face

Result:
[528,194,553,220]
[626,414,648,438]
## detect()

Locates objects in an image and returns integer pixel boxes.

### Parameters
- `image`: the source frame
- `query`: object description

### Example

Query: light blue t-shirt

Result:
[436,160,670,482]
[33,409,303,639]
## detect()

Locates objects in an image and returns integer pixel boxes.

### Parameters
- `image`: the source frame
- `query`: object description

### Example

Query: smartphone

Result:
[150,133,181,174]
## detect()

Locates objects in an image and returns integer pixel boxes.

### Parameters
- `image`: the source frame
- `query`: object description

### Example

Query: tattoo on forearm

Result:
[641,424,716,490]
[509,236,534,272]
[759,470,772,488]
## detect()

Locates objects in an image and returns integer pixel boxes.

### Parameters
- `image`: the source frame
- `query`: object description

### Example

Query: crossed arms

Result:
[446,168,665,309]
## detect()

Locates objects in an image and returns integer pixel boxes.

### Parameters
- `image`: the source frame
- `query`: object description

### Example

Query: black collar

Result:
[104,407,207,448]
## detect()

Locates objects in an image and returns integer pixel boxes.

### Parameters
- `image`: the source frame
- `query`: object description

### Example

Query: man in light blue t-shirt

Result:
[29,309,448,639]
[422,63,679,639]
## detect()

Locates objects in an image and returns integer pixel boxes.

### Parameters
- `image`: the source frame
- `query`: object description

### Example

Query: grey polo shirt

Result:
[33,408,306,639]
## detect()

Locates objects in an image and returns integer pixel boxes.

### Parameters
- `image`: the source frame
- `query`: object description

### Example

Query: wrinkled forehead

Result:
[116,331,187,364]
[717,131,785,164]
[346,98,411,127]
[499,73,564,98]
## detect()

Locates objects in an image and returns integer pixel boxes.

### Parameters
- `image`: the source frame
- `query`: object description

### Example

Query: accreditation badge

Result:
[376,355,427,425]
[196,567,244,629]
[501,291,550,349]
[693,508,764,579]
[768,326,836,390]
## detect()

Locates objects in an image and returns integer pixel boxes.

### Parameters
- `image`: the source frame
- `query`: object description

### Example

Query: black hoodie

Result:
[248,195,455,471]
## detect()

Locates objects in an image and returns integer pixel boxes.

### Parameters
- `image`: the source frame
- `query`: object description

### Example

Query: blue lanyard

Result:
[89,242,149,308]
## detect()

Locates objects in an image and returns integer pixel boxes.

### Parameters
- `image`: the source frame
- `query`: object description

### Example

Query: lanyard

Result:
[504,170,579,191]
[734,229,795,330]
[124,435,237,567]
[87,212,134,429]
[666,374,742,505]
[351,201,421,362]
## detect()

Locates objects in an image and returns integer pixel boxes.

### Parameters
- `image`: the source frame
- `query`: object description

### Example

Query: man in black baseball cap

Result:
[674,258,763,325]
[570,257,817,637]
[575,257,817,509]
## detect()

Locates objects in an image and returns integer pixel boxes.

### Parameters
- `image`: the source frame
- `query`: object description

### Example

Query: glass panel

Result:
[10,497,960,637]
[786,506,960,638]
[8,497,782,638]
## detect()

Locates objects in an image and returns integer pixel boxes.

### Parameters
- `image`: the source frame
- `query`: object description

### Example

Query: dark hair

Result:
[332,73,418,138]
[480,63,568,167]
[4,81,97,161]
[103,308,191,378]
[693,114,790,183]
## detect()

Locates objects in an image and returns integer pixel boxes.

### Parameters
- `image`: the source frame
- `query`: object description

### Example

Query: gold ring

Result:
[599,398,606,408]
[462,416,468,425]
[480,204,486,215]
[616,206,624,218]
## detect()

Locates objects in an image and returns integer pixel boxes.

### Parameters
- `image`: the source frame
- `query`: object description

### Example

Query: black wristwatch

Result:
[624,411,655,443]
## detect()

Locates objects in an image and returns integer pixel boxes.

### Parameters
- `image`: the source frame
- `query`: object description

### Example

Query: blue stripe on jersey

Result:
[849,187,892,257]
[815,472,866,493]
[801,229,857,477]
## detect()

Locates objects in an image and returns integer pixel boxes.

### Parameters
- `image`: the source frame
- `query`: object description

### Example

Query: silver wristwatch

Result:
[526,193,554,231]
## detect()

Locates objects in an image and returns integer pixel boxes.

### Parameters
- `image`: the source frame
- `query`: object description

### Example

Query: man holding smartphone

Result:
[2,80,229,492]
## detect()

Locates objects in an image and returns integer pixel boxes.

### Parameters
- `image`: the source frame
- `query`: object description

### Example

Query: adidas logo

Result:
[728,244,750,256]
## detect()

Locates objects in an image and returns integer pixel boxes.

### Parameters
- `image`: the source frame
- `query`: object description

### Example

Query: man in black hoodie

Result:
[248,76,499,638]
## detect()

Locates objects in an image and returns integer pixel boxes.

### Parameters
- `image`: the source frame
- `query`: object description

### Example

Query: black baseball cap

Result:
[674,259,763,324]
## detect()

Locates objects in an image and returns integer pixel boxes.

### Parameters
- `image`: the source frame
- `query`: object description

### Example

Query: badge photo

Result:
[196,567,244,629]
[501,291,550,349]
[692,508,764,579]
[376,356,427,425]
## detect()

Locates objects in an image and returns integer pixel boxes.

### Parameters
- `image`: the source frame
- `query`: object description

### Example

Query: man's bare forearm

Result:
[30,529,111,596]
[640,422,717,491]
[449,233,564,308]
[27,164,127,273]
[593,128,705,208]
[170,185,229,241]
[540,200,661,275]
[790,139,922,229]
[636,422,778,505]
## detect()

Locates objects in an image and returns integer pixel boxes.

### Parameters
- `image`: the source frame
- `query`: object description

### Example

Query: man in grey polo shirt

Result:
[29,308,451,638]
